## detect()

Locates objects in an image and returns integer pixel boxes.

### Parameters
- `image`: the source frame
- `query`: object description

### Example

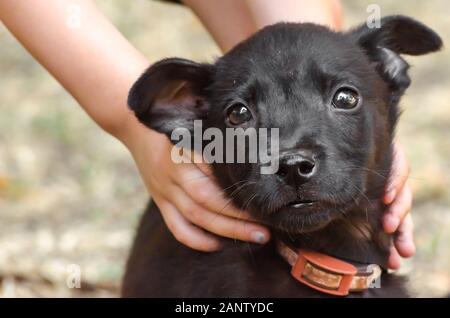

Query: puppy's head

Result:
[129,16,441,233]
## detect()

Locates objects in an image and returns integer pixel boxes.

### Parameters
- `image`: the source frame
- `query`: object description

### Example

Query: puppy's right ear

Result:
[128,58,213,137]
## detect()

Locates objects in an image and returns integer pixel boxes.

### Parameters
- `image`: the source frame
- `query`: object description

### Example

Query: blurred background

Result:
[0,0,448,297]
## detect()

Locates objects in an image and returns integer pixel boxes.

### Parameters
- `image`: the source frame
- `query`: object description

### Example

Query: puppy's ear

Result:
[349,15,442,92]
[128,58,213,137]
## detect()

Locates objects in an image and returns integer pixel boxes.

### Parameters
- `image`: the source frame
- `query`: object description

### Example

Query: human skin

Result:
[0,0,414,269]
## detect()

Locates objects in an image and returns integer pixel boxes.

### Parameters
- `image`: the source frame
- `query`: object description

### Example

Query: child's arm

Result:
[0,0,271,251]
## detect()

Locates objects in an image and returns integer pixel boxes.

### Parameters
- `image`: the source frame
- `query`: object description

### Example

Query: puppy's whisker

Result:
[217,181,257,217]
[242,192,258,213]
[340,166,424,182]
[341,177,373,209]
[221,179,252,192]
[206,180,250,207]
[339,166,389,180]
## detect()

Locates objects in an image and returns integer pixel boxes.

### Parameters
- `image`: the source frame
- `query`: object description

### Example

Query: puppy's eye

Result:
[332,88,360,110]
[227,103,252,125]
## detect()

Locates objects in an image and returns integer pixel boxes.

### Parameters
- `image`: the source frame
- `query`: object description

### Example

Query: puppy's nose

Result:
[277,151,316,186]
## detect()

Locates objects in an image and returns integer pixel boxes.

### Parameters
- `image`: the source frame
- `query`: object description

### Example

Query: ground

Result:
[0,0,449,297]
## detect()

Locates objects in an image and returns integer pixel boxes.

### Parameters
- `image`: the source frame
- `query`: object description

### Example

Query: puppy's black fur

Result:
[122,16,442,297]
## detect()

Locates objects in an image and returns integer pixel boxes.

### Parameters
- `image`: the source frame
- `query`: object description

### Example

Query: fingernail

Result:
[384,189,396,204]
[250,231,267,244]
[385,215,399,233]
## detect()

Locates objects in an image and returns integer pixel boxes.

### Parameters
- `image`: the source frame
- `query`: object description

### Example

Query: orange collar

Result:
[276,240,383,296]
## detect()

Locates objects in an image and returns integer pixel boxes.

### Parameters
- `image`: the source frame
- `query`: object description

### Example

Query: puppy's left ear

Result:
[349,15,442,92]
[128,58,213,137]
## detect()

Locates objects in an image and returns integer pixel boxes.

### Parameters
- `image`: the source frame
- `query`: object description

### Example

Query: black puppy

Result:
[122,16,442,297]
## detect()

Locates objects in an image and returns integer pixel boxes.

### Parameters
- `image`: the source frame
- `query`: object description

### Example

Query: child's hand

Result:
[383,142,416,269]
[124,122,270,252]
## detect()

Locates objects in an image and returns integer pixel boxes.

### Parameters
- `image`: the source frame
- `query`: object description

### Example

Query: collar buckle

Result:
[291,249,358,296]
